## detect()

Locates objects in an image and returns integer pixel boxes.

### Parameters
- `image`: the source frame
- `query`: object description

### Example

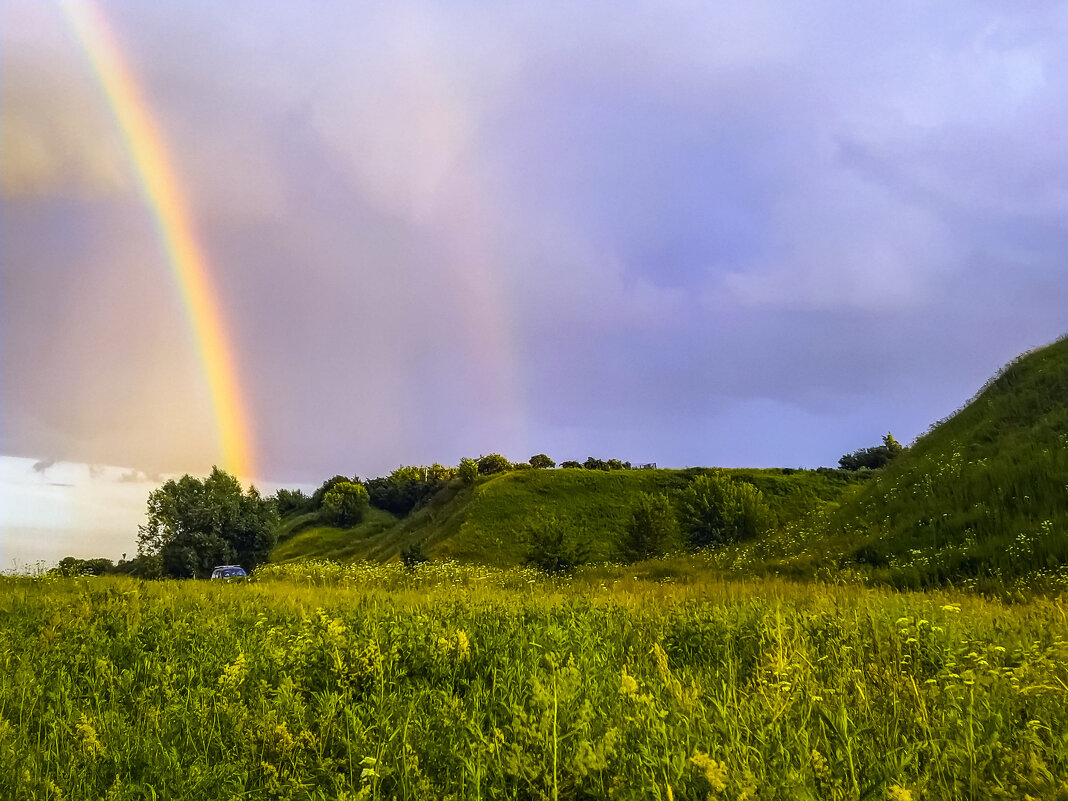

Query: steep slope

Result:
[844,335,1068,586]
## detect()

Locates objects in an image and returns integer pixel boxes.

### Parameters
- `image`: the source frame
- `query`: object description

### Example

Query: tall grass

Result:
[845,335,1068,588]
[2,566,1067,799]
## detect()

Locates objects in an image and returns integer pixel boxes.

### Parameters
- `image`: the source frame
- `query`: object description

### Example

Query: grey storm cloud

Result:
[2,1,1067,483]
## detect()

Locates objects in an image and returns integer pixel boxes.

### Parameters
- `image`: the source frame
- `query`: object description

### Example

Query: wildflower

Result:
[690,751,728,793]
[455,629,470,661]
[620,667,639,696]
[887,785,913,801]
[75,714,104,757]
[811,749,830,781]
[219,651,247,689]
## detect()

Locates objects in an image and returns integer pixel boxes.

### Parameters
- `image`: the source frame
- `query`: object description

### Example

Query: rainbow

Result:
[59,0,254,480]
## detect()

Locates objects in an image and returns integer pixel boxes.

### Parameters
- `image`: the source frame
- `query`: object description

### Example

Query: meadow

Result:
[3,561,1067,800]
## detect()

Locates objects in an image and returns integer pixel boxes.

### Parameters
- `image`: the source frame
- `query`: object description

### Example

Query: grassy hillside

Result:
[843,335,1068,587]
[271,467,865,566]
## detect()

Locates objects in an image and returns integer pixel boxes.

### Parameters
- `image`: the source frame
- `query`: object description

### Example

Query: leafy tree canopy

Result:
[322,481,370,526]
[838,432,905,471]
[137,467,278,579]
[529,454,556,469]
[477,453,511,475]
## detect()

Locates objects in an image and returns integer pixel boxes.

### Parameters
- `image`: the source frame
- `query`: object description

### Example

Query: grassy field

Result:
[3,565,1067,800]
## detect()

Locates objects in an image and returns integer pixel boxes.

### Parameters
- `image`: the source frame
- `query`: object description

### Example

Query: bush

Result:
[559,461,582,469]
[478,454,512,475]
[459,458,479,485]
[678,472,772,549]
[523,516,589,575]
[322,482,370,526]
[620,492,679,563]
[400,541,430,570]
[529,454,556,469]
[273,488,310,517]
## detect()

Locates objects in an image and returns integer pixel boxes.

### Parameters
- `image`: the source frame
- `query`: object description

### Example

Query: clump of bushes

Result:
[678,472,772,548]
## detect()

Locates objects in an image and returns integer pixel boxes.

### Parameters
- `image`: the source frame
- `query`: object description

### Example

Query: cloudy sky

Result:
[3,1,1066,567]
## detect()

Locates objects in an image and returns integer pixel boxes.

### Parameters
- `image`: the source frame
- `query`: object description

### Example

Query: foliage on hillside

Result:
[843,335,1068,588]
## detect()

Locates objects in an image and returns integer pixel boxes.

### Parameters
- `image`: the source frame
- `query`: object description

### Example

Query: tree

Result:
[477,453,511,475]
[838,432,904,471]
[137,467,278,579]
[678,472,772,549]
[559,461,582,469]
[459,458,479,485]
[620,492,679,563]
[530,454,556,469]
[583,457,607,470]
[311,475,358,508]
[273,487,310,517]
[322,481,370,526]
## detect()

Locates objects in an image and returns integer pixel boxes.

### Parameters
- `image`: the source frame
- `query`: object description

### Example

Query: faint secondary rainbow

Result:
[59,0,254,480]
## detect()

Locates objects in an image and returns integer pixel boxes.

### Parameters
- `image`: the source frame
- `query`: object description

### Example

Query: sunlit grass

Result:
[2,567,1067,799]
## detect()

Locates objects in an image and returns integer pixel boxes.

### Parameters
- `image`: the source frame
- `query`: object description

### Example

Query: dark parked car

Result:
[210,565,248,581]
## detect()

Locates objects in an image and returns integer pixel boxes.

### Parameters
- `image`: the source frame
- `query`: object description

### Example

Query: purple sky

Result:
[3,2,1067,563]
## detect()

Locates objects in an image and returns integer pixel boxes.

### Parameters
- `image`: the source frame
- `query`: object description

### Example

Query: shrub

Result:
[559,461,582,469]
[529,454,556,469]
[400,541,430,570]
[620,492,679,563]
[678,472,772,549]
[523,516,589,574]
[459,458,479,485]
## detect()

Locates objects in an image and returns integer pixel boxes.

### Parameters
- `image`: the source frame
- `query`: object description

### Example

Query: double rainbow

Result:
[60,0,253,480]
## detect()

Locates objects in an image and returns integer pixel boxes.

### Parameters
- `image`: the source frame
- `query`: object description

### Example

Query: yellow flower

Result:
[887,785,913,801]
[690,751,728,793]
[75,715,104,757]
[620,667,639,695]
[456,629,470,661]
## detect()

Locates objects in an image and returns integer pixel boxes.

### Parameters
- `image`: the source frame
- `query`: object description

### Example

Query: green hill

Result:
[271,467,864,566]
[843,335,1068,588]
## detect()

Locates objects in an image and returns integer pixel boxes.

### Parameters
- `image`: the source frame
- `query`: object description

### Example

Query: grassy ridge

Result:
[844,335,1068,587]
[271,468,866,567]
[3,569,1067,800]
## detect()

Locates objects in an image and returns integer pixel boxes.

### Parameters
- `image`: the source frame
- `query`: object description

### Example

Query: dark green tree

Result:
[529,454,556,469]
[273,487,310,517]
[137,467,278,579]
[477,453,511,475]
[559,460,582,469]
[621,492,679,563]
[322,481,370,526]
[838,432,905,471]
